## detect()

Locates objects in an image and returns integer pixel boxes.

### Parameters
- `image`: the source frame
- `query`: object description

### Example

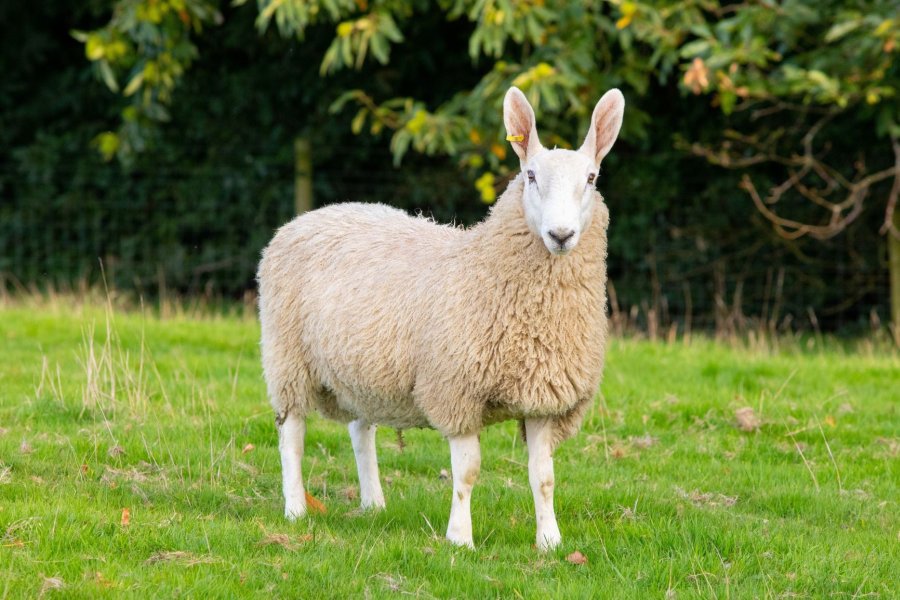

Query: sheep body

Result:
[257,173,609,447]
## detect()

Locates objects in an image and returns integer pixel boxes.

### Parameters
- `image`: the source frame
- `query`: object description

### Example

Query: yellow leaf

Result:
[874,19,893,37]
[405,110,427,135]
[475,172,496,203]
[120,507,131,527]
[337,22,353,38]
[85,36,105,60]
[824,415,836,428]
[617,1,637,29]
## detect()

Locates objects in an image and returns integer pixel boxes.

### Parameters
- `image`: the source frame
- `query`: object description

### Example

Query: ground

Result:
[0,299,898,598]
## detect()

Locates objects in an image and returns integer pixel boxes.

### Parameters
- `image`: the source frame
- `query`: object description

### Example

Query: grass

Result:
[1,298,898,598]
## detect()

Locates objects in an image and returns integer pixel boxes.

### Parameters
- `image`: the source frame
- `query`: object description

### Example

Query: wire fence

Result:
[1,160,893,337]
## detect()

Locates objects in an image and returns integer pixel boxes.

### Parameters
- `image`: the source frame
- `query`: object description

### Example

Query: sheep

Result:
[257,86,624,550]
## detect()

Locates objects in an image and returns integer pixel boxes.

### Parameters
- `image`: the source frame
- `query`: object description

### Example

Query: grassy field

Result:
[1,299,898,598]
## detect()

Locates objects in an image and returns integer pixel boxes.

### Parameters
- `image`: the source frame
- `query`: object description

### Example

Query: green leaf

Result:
[679,39,710,58]
[824,18,862,43]
[123,71,145,96]
[98,61,119,92]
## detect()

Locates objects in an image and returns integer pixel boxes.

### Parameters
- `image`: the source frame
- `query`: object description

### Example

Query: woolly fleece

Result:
[257,173,609,447]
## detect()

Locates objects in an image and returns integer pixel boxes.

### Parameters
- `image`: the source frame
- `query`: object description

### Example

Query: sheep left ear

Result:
[579,89,625,166]
[503,87,543,165]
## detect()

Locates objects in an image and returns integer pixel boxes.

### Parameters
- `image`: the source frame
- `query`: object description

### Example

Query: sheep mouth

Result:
[547,243,573,256]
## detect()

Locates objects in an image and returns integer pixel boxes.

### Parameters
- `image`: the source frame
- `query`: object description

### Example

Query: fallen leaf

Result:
[305,491,326,514]
[241,443,255,454]
[566,550,588,565]
[823,415,836,428]
[735,407,761,432]
[120,508,131,527]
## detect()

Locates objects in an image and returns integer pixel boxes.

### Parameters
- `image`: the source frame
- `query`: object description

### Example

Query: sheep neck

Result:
[465,175,608,292]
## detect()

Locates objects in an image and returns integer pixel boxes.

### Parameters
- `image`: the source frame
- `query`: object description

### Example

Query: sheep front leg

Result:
[446,432,481,548]
[525,418,562,551]
[278,412,307,520]
[348,420,386,510]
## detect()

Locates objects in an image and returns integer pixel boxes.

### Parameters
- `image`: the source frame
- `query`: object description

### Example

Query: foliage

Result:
[3,0,897,330]
[72,0,223,161]
[1,1,478,295]
[1,302,898,596]
[80,1,899,208]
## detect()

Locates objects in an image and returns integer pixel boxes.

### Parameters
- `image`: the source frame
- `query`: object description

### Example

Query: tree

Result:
[78,0,900,338]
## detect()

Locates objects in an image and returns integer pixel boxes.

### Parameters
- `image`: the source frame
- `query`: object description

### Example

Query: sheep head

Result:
[503,87,624,256]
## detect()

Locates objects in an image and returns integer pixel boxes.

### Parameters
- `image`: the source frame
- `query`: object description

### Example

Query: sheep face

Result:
[521,149,597,255]
[504,87,625,256]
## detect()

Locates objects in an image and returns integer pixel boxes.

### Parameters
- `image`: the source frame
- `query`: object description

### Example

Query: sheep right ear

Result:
[579,89,625,167]
[503,87,542,165]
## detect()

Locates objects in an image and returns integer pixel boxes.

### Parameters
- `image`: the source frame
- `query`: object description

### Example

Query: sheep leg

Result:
[278,412,307,520]
[525,418,562,551]
[445,432,481,548]
[348,420,386,510]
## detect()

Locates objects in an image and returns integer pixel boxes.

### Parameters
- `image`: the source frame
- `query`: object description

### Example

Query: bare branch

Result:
[879,136,900,240]
[697,111,899,243]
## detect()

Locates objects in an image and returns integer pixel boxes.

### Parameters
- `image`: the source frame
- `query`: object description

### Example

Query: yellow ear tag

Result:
[506,134,525,142]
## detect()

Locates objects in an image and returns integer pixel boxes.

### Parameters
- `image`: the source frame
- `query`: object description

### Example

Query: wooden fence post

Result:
[889,209,900,346]
[294,137,313,215]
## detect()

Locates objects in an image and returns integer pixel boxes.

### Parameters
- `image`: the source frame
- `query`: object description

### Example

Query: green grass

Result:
[1,300,898,598]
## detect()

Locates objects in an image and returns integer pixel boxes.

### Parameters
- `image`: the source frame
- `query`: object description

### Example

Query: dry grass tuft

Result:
[676,487,738,508]
[257,533,314,551]
[734,407,761,432]
[39,576,65,596]
[145,551,220,566]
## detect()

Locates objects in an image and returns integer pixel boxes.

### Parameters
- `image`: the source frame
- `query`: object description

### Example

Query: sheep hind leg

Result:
[277,411,307,520]
[348,420,385,510]
[525,418,562,551]
[445,432,481,548]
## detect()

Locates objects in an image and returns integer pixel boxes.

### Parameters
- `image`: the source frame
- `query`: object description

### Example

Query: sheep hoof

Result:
[360,499,386,511]
[536,528,561,552]
[446,534,475,549]
[284,502,307,521]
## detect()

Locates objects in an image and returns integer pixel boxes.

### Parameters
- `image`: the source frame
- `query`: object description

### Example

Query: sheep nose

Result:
[548,228,575,245]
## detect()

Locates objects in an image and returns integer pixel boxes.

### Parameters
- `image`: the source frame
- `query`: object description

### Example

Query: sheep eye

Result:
[587,173,596,185]
[527,170,536,183]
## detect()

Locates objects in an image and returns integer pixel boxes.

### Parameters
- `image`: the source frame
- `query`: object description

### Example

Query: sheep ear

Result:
[579,89,625,166]
[503,87,542,164]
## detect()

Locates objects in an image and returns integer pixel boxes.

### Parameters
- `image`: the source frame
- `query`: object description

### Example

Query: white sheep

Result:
[257,86,624,550]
